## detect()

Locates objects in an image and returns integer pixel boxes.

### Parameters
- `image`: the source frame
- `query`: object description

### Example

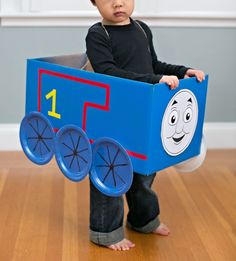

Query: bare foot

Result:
[153,223,170,236]
[108,238,135,251]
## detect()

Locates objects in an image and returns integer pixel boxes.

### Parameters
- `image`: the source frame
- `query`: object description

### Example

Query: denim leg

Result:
[89,180,124,246]
[125,172,160,233]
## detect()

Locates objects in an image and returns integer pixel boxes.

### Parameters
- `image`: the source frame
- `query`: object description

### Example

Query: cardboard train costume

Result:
[20,54,208,197]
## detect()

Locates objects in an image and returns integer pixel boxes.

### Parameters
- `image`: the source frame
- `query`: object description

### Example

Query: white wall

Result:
[2,0,236,14]
[1,0,235,27]
[29,0,94,12]
[151,0,236,14]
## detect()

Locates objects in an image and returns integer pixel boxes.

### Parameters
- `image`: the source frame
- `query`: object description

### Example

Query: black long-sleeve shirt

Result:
[86,18,189,84]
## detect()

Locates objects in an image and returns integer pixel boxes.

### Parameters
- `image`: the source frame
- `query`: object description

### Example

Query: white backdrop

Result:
[1,0,236,14]
[0,0,235,26]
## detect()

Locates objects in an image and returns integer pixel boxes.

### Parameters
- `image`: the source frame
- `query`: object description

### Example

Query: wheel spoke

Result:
[96,164,109,168]
[33,139,40,151]
[113,163,128,167]
[69,155,75,168]
[39,141,42,157]
[75,156,81,171]
[107,146,112,164]
[62,142,74,152]
[40,123,48,137]
[78,154,88,164]
[29,122,40,136]
[69,133,76,150]
[111,168,117,187]
[78,148,88,154]
[64,153,74,158]
[36,119,39,133]
[97,151,110,166]
[102,168,112,183]
[41,139,51,152]
[75,135,81,151]
[114,169,126,184]
[112,149,120,164]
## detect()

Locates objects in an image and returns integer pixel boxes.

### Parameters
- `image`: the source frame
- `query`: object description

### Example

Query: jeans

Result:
[89,172,160,246]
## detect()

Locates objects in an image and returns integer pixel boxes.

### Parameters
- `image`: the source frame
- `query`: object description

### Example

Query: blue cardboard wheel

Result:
[19,111,55,165]
[55,125,92,182]
[90,137,133,197]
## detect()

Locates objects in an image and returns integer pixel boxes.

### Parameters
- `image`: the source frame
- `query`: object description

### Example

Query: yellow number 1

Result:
[45,89,61,119]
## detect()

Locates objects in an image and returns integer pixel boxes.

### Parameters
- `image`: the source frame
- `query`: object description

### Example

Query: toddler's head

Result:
[90,0,134,26]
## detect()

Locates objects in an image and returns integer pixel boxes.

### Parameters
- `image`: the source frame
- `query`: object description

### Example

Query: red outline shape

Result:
[38,68,147,160]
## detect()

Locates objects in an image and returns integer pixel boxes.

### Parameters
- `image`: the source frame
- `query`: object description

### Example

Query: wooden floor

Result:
[0,150,236,261]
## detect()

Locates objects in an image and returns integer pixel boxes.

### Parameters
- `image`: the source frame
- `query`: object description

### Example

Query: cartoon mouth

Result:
[172,134,185,143]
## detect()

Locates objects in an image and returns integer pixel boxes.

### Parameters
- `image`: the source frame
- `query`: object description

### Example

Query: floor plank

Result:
[0,150,235,261]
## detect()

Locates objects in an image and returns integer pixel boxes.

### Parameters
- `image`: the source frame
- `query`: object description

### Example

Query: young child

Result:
[86,0,205,251]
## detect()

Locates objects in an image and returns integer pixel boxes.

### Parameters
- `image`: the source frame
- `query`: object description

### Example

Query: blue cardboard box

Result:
[25,54,208,175]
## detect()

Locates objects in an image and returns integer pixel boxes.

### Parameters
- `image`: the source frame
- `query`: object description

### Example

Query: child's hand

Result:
[184,69,205,82]
[159,75,179,90]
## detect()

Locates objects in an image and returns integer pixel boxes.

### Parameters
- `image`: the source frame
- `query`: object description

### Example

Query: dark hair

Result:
[90,0,96,4]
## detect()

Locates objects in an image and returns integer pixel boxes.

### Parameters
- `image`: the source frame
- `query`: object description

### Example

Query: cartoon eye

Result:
[184,107,193,122]
[168,110,178,126]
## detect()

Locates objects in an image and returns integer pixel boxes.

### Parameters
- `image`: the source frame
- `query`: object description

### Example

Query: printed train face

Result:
[161,89,198,156]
